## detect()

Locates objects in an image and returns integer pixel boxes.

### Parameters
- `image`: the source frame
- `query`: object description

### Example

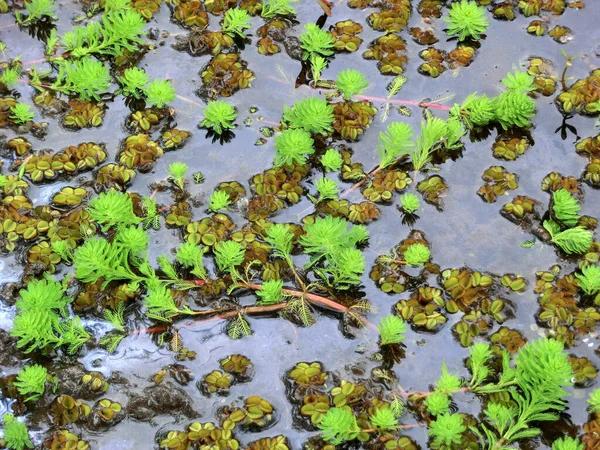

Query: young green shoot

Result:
[209,190,232,213]
[444,0,490,41]
[167,162,189,191]
[378,315,408,345]
[222,7,251,39]
[321,148,343,172]
[200,100,237,135]
[335,69,369,100]
[9,104,35,124]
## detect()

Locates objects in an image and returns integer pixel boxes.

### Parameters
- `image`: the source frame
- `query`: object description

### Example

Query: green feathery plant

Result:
[387,75,407,99]
[444,0,490,41]
[551,437,584,450]
[587,387,600,413]
[310,55,327,85]
[141,196,160,230]
[176,242,207,279]
[256,279,284,305]
[424,392,451,416]
[412,116,457,172]
[9,104,35,124]
[335,69,369,100]
[457,92,496,127]
[576,264,600,296]
[1,67,20,89]
[118,67,149,98]
[51,239,75,263]
[200,100,237,134]
[2,414,33,450]
[428,413,466,446]
[321,148,343,172]
[145,79,176,108]
[16,0,56,25]
[502,71,536,93]
[300,23,334,61]
[273,128,315,166]
[10,277,90,354]
[378,315,408,345]
[261,0,297,18]
[88,189,141,231]
[50,58,111,101]
[552,188,580,227]
[543,220,593,254]
[13,364,48,401]
[435,362,463,394]
[214,240,245,276]
[283,97,334,135]
[494,90,536,130]
[167,162,189,191]
[369,408,398,431]
[400,193,420,214]
[222,7,251,38]
[314,177,339,203]
[208,190,232,213]
[377,122,415,169]
[317,408,360,445]
[404,243,430,267]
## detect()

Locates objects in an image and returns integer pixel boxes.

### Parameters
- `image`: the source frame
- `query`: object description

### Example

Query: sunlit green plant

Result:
[424,392,451,416]
[310,55,327,84]
[167,162,188,191]
[543,220,593,254]
[335,69,369,100]
[400,193,420,214]
[9,104,35,124]
[552,437,584,450]
[502,70,535,93]
[209,190,232,213]
[444,0,489,41]
[88,189,141,231]
[321,148,343,172]
[2,414,33,450]
[428,413,465,446]
[0,67,20,88]
[176,242,207,279]
[214,240,245,275]
[145,79,176,108]
[587,387,600,413]
[256,279,284,305]
[261,0,297,18]
[317,408,360,445]
[222,7,251,38]
[435,362,463,393]
[369,408,397,431]
[300,23,334,61]
[377,121,415,169]
[283,97,334,135]
[552,188,580,226]
[16,0,56,25]
[314,177,339,203]
[494,90,536,130]
[457,92,495,127]
[51,58,111,101]
[13,364,48,401]
[576,264,600,296]
[200,100,237,134]
[273,128,314,166]
[404,243,430,267]
[378,315,408,345]
[118,67,149,98]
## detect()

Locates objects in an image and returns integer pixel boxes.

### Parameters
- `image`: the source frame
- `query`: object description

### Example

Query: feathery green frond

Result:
[484,402,516,437]
[424,392,451,416]
[494,90,536,130]
[310,55,327,84]
[300,23,334,61]
[144,281,180,322]
[576,264,600,296]
[335,69,369,100]
[435,362,463,394]
[16,0,56,25]
[318,408,360,445]
[53,58,111,101]
[117,67,148,98]
[283,97,334,135]
[552,188,580,226]
[369,407,398,431]
[502,71,536,93]
[587,388,600,413]
[444,117,467,149]
[261,0,297,18]
[552,437,584,450]
[222,7,251,38]
[428,413,466,446]
[1,68,20,89]
[2,414,33,450]
[176,242,207,279]
[88,190,140,231]
[378,315,408,345]
[227,312,252,339]
[544,221,593,254]
[145,79,176,108]
[73,237,140,286]
[468,342,493,388]
[114,225,149,256]
[377,121,415,169]
[209,190,232,213]
[256,279,284,305]
[321,148,343,172]
[387,75,407,99]
[400,193,420,214]
[265,223,293,259]
[459,92,496,126]
[200,100,237,134]
[16,277,68,311]
[14,365,48,401]
[404,243,430,267]
[444,0,489,41]
[214,240,245,274]
[51,239,75,263]
[9,104,35,124]
[168,162,188,190]
[104,302,126,332]
[412,116,447,171]
[273,128,315,166]
[315,177,339,202]
[316,248,365,289]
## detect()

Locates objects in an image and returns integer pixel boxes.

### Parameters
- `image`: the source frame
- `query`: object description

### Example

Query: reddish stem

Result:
[341,166,381,198]
[356,94,452,111]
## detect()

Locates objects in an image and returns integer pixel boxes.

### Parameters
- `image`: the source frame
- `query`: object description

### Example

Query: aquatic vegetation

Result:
[167,162,189,191]
[283,97,334,135]
[273,129,314,166]
[117,68,149,98]
[200,100,237,134]
[552,188,580,226]
[314,177,339,203]
[1,414,33,450]
[588,388,600,413]
[400,193,420,213]
[317,408,360,445]
[552,437,584,450]
[576,264,600,296]
[544,220,593,254]
[377,122,415,169]
[50,58,111,101]
[428,413,465,446]
[335,69,369,100]
[321,148,343,172]
[0,68,20,89]
[209,190,232,213]
[15,0,56,25]
[144,79,176,108]
[494,90,536,130]
[88,190,140,231]
[403,243,431,267]
[444,0,490,41]
[502,70,536,92]
[13,364,48,401]
[378,315,408,345]
[222,7,251,39]
[9,104,34,124]
[300,23,334,61]
[261,0,297,18]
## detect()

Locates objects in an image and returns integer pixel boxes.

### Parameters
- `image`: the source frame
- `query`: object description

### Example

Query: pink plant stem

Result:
[396,387,469,397]
[356,94,452,111]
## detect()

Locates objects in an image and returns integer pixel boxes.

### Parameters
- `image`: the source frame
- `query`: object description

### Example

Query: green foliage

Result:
[577,265,600,296]
[265,223,294,259]
[273,128,315,166]
[104,302,126,331]
[412,116,449,171]
[335,69,369,100]
[468,342,493,388]
[222,7,251,38]
[51,239,74,262]
[61,9,146,58]
[168,162,188,191]
[435,362,463,394]
[88,190,141,231]
[400,193,420,214]
[544,220,593,254]
[9,104,35,124]
[424,392,451,416]
[387,75,407,99]
[176,242,207,279]
[494,90,536,130]
[261,0,297,18]
[227,313,252,339]
[310,55,327,84]
[115,225,149,255]
[587,388,600,413]
[428,413,466,446]
[141,195,160,230]
[317,407,360,445]
[118,67,149,98]
[403,243,430,267]
[444,0,489,41]
[1,67,20,88]
[2,414,33,450]
[315,177,339,202]
[145,79,176,108]
[300,23,334,61]
[16,0,56,25]
[552,188,580,226]
[502,71,535,93]
[378,315,408,345]
[214,240,245,274]
[209,190,232,213]
[377,122,415,169]
[459,92,496,126]
[256,279,284,305]
[200,100,237,134]
[144,280,181,322]
[14,364,48,401]
[52,58,111,101]
[552,437,584,450]
[11,278,90,354]
[321,148,343,172]
[369,407,397,431]
[283,97,334,135]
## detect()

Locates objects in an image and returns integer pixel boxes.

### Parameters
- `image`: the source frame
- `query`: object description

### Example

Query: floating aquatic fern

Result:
[9,104,35,124]
[200,100,237,135]
[543,220,593,254]
[321,148,343,172]
[377,121,415,169]
[261,0,297,18]
[208,190,232,213]
[2,414,33,450]
[51,58,111,101]
[145,79,176,108]
[400,193,420,214]
[256,279,284,305]
[300,23,334,61]
[317,408,360,445]
[222,7,251,39]
[403,243,430,267]
[87,189,141,231]
[575,264,600,296]
[314,177,339,203]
